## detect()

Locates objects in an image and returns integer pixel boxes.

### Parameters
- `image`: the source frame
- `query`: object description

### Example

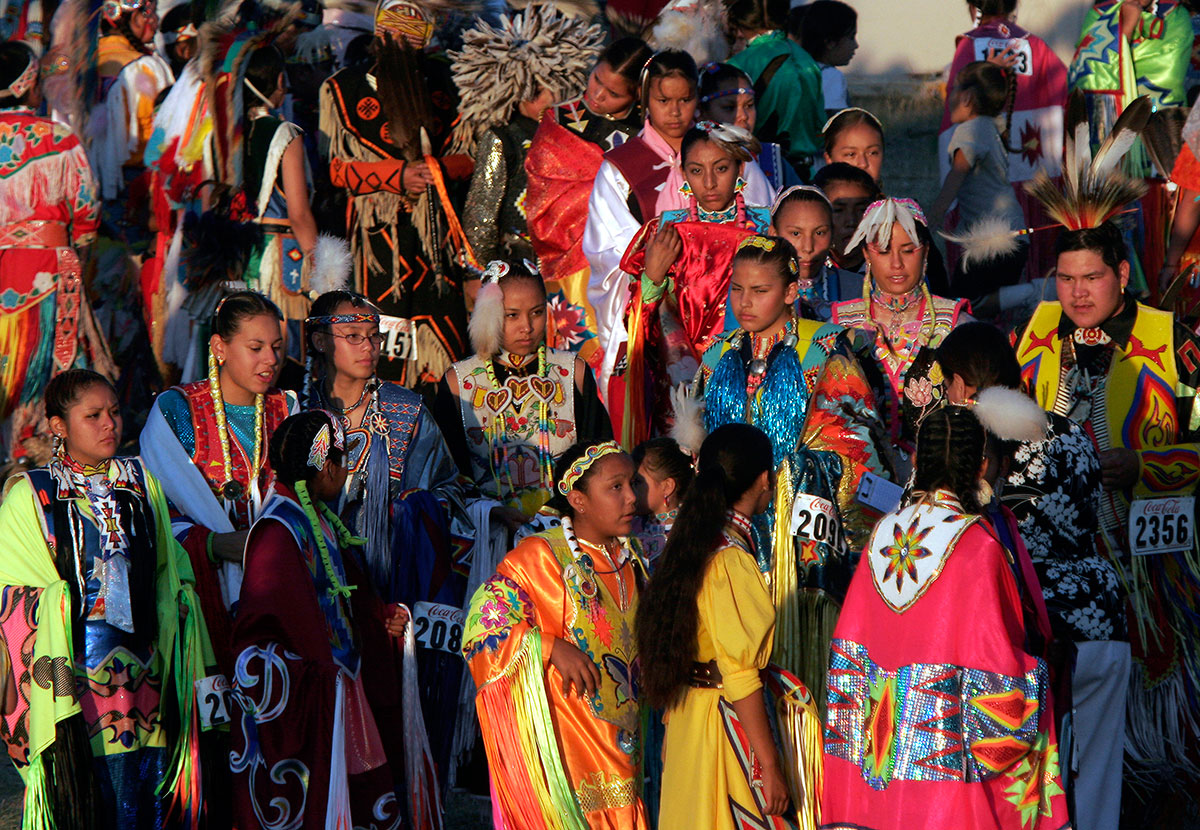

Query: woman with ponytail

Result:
[822,393,1069,830]
[0,370,210,829]
[639,423,821,829]
[232,409,422,829]
[461,440,649,830]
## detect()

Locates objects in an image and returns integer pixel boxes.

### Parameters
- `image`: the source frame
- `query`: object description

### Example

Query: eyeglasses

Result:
[328,332,385,347]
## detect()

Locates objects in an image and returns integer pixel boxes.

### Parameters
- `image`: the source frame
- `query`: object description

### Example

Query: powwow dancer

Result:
[462,440,649,830]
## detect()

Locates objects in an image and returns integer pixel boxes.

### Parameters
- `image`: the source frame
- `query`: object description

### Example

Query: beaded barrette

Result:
[557,441,623,495]
[738,236,777,253]
[1,55,37,101]
[481,260,510,286]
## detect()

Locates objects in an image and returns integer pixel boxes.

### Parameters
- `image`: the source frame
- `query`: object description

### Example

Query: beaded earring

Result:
[734,176,747,193]
[679,181,694,197]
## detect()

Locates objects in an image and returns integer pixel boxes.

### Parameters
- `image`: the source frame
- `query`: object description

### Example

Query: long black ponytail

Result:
[636,423,774,709]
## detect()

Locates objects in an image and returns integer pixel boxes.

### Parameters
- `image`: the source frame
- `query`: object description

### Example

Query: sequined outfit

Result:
[822,490,1069,830]
[462,114,539,264]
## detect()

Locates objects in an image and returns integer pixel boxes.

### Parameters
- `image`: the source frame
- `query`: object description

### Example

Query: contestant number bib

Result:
[1129,497,1195,556]
[195,674,233,729]
[973,37,1033,76]
[413,601,465,655]
[791,494,840,547]
[380,315,420,363]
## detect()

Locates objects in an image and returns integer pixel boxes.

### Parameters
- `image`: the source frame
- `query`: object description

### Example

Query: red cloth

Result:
[524,112,604,284]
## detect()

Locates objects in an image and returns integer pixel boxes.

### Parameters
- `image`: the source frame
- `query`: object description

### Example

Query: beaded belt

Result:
[0,220,69,249]
[688,660,723,689]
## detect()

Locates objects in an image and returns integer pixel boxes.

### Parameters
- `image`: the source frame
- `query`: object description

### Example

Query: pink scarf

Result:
[641,121,689,215]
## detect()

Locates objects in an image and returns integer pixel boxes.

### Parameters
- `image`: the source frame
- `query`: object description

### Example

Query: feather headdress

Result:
[448,4,604,156]
[948,91,1152,264]
[650,0,727,66]
[844,197,926,256]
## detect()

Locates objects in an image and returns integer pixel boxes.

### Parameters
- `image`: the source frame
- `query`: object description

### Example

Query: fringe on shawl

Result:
[402,613,443,830]
[474,630,589,830]
[764,667,824,830]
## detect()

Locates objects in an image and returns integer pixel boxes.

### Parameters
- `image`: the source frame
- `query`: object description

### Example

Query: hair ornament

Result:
[481,260,510,286]
[101,0,145,23]
[845,197,928,256]
[699,85,753,105]
[737,235,777,253]
[770,184,832,215]
[558,440,623,495]
[0,52,37,101]
[244,77,276,109]
[969,386,1049,444]
[308,423,332,469]
[305,312,382,326]
[821,106,884,136]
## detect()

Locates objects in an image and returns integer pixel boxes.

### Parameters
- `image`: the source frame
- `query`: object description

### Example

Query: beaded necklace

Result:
[688,192,748,224]
[482,344,555,497]
[864,278,935,363]
[743,316,799,395]
[210,366,265,502]
[325,378,376,429]
[725,509,755,553]
[562,516,631,611]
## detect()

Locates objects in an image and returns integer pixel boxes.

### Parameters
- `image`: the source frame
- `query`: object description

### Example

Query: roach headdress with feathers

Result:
[947,89,1153,263]
[448,4,604,156]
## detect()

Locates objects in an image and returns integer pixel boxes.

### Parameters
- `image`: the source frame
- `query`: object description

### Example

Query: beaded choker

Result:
[871,286,922,313]
[725,510,754,551]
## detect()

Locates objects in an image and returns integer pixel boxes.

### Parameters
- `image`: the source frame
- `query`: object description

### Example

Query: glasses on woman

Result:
[329,332,385,347]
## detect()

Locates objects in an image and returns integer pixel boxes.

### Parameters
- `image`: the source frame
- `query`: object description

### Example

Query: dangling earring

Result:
[734,176,747,193]
[52,432,64,458]
[679,181,693,197]
[975,479,993,505]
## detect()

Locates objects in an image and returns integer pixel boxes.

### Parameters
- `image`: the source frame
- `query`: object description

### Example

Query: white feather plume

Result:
[469,281,505,358]
[669,383,706,455]
[939,217,1023,269]
[973,387,1048,444]
[650,0,728,66]
[844,198,924,258]
[309,234,353,296]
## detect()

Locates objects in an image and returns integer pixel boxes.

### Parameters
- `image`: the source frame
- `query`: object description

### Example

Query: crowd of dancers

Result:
[2,0,1200,827]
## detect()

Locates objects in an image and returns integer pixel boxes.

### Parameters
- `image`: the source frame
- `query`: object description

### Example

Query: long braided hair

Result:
[911,405,988,514]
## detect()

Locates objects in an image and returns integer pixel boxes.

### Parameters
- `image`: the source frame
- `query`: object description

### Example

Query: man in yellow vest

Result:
[1015,221,1200,824]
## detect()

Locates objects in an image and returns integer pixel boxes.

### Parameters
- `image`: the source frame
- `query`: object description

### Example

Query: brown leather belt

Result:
[688,660,723,689]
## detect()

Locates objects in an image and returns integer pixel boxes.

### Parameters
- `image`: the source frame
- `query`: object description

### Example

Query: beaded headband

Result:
[557,441,623,495]
[736,235,799,274]
[770,184,832,216]
[822,106,884,137]
[1,53,37,101]
[101,0,147,24]
[699,86,753,105]
[305,313,381,326]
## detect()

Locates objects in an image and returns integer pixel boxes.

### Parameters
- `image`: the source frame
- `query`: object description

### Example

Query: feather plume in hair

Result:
[448,4,604,156]
[1025,90,1151,231]
[844,197,925,257]
[669,383,706,455]
[650,0,728,66]
[468,280,505,358]
[308,235,353,296]
[939,216,1026,269]
[971,386,1048,444]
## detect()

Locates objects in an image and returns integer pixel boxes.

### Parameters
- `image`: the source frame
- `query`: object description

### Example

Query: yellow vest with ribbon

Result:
[1017,300,1199,497]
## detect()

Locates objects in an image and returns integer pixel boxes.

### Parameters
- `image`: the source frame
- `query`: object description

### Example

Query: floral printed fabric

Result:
[1001,414,1125,642]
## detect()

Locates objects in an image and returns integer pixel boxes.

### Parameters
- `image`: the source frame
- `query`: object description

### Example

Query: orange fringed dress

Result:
[462,526,649,830]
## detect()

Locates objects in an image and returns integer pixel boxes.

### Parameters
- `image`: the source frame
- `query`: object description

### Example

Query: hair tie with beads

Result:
[557,441,623,496]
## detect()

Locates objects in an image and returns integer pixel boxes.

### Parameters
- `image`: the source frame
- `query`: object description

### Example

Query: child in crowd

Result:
[631,436,694,568]
[822,107,883,185]
[929,60,1027,301]
[812,162,881,274]
[770,184,863,320]
[791,0,858,115]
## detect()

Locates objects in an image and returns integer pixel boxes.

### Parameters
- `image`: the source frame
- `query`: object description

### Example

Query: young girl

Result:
[631,436,694,568]
[793,0,858,115]
[526,37,651,371]
[620,123,771,444]
[812,161,881,274]
[0,370,209,827]
[231,410,425,828]
[831,199,969,465]
[305,289,472,785]
[698,62,802,191]
[584,50,774,399]
[638,423,821,830]
[822,396,1068,830]
[462,441,649,830]
[822,107,884,185]
[770,185,863,321]
[929,60,1028,301]
[690,235,888,703]
[141,291,298,672]
[435,261,611,522]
